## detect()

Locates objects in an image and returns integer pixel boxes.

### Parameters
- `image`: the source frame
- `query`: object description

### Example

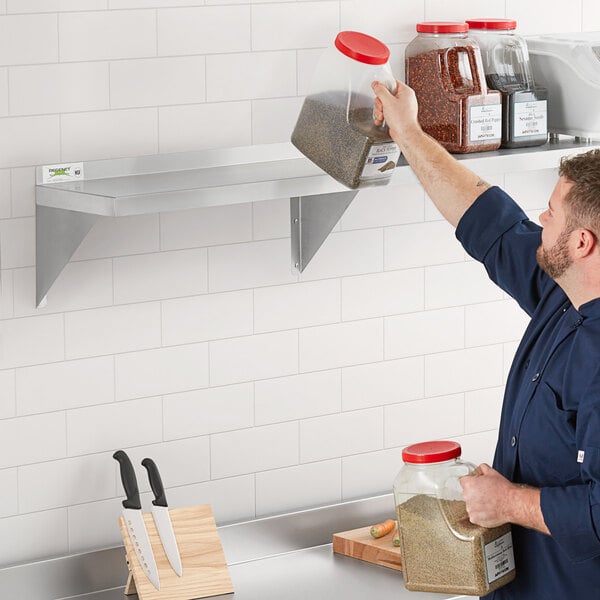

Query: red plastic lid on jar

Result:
[416,22,468,34]
[334,31,390,65]
[402,440,462,464]
[466,18,517,30]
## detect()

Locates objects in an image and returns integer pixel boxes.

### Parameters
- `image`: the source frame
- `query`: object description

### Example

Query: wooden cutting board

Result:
[332,524,402,571]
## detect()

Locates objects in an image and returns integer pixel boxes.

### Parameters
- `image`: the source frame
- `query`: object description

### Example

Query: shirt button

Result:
[563,307,568,313]
[511,436,517,447]
[532,372,540,382]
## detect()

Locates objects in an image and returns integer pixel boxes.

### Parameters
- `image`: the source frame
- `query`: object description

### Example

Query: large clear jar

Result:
[466,18,548,148]
[405,22,502,153]
[393,440,516,595]
[291,31,400,189]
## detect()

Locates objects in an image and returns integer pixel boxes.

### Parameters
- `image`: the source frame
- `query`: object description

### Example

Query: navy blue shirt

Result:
[455,186,600,600]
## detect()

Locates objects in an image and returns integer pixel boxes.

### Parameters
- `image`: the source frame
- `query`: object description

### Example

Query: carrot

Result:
[370,518,396,539]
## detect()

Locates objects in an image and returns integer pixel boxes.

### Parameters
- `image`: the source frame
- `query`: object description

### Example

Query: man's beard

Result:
[536,228,573,280]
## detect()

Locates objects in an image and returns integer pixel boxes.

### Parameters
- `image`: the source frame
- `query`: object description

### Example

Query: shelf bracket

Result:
[36,205,99,307]
[290,190,358,273]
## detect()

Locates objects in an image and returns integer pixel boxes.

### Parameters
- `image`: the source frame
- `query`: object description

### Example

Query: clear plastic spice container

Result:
[405,22,502,153]
[393,440,516,595]
[527,32,600,139]
[466,19,548,148]
[291,31,400,189]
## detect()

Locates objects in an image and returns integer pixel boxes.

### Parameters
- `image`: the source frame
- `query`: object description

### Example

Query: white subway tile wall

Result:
[0,270,14,319]
[0,0,594,566]
[0,171,10,218]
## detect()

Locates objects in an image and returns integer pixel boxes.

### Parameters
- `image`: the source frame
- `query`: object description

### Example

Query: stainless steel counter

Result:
[67,545,465,600]
[0,494,465,600]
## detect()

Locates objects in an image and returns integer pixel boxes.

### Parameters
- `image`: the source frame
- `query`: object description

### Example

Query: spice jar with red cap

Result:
[466,19,548,148]
[291,31,400,189]
[405,22,502,153]
[393,440,516,595]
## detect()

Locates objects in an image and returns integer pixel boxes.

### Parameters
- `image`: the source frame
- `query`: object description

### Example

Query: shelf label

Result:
[42,162,84,184]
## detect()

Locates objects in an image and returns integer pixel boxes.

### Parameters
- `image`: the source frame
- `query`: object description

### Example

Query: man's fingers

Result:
[371,80,394,101]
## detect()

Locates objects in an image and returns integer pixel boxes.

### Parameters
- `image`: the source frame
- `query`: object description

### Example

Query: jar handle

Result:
[439,460,478,500]
[441,47,481,95]
[437,461,479,541]
[371,77,397,128]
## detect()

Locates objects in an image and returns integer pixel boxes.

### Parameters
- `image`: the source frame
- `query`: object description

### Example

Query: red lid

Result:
[334,31,390,65]
[416,22,468,34]
[402,440,462,464]
[466,18,517,30]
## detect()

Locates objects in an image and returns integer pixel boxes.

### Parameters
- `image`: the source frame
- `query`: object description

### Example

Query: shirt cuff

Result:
[455,186,528,262]
[540,485,600,562]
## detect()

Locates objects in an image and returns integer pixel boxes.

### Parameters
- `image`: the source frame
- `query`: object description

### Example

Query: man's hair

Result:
[559,148,600,233]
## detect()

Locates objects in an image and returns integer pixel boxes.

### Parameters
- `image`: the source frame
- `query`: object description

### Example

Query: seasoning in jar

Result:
[291,31,400,189]
[405,22,502,153]
[394,441,516,595]
[466,18,548,148]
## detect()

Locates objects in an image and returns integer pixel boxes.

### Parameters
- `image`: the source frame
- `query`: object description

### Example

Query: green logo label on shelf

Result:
[42,162,85,184]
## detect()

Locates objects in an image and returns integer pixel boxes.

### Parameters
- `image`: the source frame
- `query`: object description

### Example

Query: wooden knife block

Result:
[118,504,234,600]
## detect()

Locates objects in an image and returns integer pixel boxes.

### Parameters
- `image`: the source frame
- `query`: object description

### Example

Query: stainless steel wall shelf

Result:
[35,138,600,306]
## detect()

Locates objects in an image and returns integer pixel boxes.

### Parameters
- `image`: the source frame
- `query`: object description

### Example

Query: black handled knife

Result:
[113,450,160,590]
[142,458,183,577]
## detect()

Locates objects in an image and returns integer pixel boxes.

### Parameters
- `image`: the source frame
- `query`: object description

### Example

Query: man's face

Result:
[537,177,575,280]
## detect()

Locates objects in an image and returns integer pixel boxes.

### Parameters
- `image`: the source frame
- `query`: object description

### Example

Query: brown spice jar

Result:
[397,495,516,595]
[406,46,502,153]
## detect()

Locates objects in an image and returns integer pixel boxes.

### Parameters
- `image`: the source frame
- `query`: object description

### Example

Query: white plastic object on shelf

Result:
[527,32,600,139]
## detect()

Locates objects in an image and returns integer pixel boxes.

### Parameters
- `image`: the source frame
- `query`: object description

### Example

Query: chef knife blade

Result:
[113,450,161,590]
[142,457,183,577]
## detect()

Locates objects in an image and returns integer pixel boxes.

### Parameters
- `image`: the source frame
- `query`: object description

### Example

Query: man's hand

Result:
[460,463,514,527]
[370,78,488,227]
[460,463,551,535]
[372,80,421,146]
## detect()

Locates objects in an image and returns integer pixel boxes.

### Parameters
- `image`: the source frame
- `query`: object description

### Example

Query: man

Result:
[372,79,600,599]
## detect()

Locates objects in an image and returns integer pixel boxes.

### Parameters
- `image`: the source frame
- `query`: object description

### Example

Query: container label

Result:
[469,105,502,142]
[484,531,515,584]
[513,100,547,138]
[360,142,400,181]
[42,162,84,184]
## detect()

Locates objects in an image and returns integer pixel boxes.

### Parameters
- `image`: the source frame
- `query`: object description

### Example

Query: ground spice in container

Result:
[291,91,399,189]
[406,47,502,153]
[397,494,516,595]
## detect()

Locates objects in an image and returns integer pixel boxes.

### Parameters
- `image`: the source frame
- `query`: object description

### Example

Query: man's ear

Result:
[574,228,596,258]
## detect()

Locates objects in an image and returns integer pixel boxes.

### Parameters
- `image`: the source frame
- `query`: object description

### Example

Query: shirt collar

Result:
[577,297,600,319]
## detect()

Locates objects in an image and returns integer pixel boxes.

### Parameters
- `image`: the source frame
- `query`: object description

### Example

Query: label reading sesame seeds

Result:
[485,531,515,584]
[513,100,547,138]
[360,142,400,182]
[469,105,502,142]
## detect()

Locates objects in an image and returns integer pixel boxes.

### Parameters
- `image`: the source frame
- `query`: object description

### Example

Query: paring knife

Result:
[113,450,161,590]
[142,457,183,577]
